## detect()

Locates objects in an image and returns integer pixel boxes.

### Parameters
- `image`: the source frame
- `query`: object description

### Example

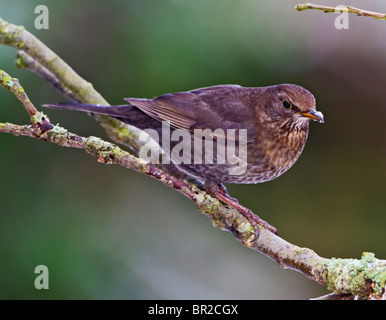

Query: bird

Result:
[43,84,324,238]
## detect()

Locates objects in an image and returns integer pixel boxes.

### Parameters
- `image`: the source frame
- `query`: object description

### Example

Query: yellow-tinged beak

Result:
[299,108,324,123]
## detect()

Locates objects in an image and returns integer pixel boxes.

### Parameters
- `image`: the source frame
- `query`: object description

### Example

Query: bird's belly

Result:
[220,160,296,184]
[176,154,299,185]
[165,128,307,185]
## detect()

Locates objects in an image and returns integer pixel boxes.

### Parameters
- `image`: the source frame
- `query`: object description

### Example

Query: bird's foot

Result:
[213,184,278,240]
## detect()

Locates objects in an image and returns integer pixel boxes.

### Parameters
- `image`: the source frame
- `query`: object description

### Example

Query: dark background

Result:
[0,0,385,299]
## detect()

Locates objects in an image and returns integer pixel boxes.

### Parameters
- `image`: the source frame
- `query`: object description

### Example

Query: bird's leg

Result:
[206,182,278,238]
[217,184,239,204]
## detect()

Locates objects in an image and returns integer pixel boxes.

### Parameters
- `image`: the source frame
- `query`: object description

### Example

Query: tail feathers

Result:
[42,103,133,118]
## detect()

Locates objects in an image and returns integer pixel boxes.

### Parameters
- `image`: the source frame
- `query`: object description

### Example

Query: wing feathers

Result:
[124,85,256,142]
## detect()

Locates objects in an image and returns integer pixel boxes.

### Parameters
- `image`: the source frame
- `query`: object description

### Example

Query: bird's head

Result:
[264,84,324,125]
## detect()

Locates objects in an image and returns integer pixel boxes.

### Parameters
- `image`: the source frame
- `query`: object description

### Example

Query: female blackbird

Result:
[43,84,324,237]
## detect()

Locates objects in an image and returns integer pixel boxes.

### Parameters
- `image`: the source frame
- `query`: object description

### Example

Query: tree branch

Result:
[16,50,78,102]
[1,17,385,299]
[295,3,386,20]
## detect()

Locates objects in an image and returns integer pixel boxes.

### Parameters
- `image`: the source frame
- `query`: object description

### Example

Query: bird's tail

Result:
[42,103,133,118]
[42,102,162,130]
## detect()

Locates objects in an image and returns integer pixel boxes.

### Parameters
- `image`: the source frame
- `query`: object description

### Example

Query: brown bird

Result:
[43,84,324,238]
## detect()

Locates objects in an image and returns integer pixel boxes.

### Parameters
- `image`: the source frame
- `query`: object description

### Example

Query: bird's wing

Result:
[125,85,256,143]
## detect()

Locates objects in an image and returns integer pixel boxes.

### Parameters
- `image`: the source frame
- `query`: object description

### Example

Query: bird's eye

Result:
[282,100,292,109]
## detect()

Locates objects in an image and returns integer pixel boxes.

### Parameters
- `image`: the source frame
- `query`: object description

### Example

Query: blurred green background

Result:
[0,0,385,299]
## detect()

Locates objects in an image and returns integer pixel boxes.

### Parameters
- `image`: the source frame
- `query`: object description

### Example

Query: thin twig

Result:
[16,50,78,102]
[0,70,38,116]
[295,3,386,20]
[310,293,355,300]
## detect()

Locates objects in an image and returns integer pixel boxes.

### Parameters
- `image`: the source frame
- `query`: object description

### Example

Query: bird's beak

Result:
[299,108,324,123]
